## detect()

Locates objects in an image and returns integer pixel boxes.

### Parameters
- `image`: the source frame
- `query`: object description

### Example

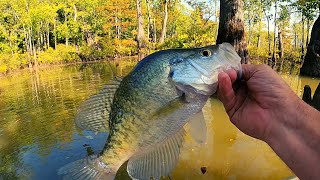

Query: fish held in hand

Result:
[58,42,241,180]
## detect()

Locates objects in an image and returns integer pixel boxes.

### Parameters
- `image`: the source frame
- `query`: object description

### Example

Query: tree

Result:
[277,5,290,59]
[260,0,272,56]
[159,0,168,43]
[146,0,156,43]
[300,15,320,76]
[244,0,263,46]
[136,0,146,49]
[271,1,277,63]
[217,0,249,64]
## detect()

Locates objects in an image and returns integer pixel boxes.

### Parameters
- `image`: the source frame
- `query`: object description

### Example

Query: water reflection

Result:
[0,60,319,180]
[0,61,136,179]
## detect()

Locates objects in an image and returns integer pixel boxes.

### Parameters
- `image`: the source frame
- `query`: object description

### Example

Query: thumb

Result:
[218,72,236,114]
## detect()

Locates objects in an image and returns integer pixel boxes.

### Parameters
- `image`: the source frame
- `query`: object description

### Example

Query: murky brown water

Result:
[0,59,319,180]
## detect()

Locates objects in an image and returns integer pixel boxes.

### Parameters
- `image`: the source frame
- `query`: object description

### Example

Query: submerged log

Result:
[312,83,320,110]
[302,83,320,111]
[302,85,312,105]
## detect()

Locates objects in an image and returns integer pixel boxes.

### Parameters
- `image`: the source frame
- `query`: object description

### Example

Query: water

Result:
[0,59,319,180]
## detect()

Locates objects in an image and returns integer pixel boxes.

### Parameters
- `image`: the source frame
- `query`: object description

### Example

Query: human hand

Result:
[218,64,320,180]
[217,64,300,141]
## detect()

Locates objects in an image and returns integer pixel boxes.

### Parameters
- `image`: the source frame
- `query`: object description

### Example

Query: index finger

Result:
[225,69,237,83]
[241,64,258,81]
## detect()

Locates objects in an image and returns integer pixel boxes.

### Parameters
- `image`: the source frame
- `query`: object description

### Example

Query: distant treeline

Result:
[0,0,318,73]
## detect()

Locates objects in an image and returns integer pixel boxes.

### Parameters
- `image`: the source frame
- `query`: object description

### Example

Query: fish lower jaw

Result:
[188,83,218,96]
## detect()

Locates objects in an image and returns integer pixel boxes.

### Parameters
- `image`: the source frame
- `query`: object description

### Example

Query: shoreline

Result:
[0,55,303,78]
[0,56,139,77]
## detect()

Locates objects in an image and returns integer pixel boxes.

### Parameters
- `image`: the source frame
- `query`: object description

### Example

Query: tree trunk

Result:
[257,34,261,48]
[23,25,31,63]
[136,0,146,49]
[262,6,271,56]
[66,36,69,47]
[294,31,297,49]
[28,27,33,56]
[30,27,37,66]
[146,0,156,43]
[272,1,277,63]
[115,12,120,39]
[306,19,310,48]
[9,36,14,56]
[74,4,78,49]
[300,15,320,76]
[47,24,50,49]
[302,15,305,56]
[267,19,271,56]
[65,10,68,47]
[159,0,168,44]
[37,31,41,52]
[146,0,150,40]
[216,0,249,64]
[39,30,43,50]
[54,19,57,49]
[85,32,95,46]
[257,21,262,48]
[153,17,157,43]
[73,4,77,21]
[248,19,252,46]
[278,30,283,59]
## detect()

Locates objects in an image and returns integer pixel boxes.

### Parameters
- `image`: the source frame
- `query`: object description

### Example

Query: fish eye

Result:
[200,49,212,57]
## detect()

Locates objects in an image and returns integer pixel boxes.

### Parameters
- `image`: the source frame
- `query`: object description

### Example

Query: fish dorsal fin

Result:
[186,111,207,144]
[74,81,121,132]
[127,128,185,180]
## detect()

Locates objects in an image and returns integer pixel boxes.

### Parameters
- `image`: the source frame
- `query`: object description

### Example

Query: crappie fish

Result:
[58,43,241,180]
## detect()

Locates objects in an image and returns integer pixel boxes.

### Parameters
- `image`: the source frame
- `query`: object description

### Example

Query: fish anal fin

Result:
[127,129,185,180]
[75,82,120,132]
[186,111,207,144]
[58,155,116,180]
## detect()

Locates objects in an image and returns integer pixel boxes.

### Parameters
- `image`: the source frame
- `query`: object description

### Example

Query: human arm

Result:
[217,64,320,180]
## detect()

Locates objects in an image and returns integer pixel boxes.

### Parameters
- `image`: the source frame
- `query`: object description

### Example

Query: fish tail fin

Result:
[58,155,116,180]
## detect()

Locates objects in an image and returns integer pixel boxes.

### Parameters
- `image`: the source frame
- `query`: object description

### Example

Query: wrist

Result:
[265,96,320,179]
[265,94,314,145]
[263,92,301,144]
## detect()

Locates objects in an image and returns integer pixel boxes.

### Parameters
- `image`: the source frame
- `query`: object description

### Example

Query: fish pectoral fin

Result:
[127,128,186,180]
[151,96,186,120]
[185,111,207,144]
[74,81,121,132]
[58,155,116,180]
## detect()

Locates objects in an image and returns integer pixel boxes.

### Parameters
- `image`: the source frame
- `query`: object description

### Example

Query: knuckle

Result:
[259,64,270,70]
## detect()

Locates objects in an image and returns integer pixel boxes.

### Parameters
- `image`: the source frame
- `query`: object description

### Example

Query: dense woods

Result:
[0,0,319,74]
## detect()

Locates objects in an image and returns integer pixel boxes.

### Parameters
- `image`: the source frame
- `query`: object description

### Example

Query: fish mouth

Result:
[174,81,217,96]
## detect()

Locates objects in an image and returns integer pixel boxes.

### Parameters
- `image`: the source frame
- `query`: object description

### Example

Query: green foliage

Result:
[0,64,7,73]
[0,0,318,74]
[159,5,218,49]
[38,45,81,64]
[0,53,29,73]
[115,39,138,56]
